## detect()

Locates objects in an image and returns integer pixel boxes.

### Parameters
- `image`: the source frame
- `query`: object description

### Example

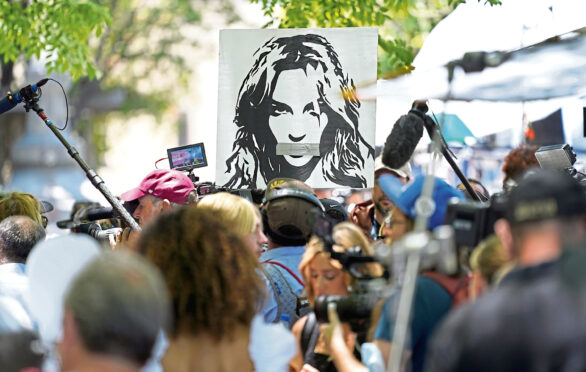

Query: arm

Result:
[290,316,307,372]
[322,303,369,372]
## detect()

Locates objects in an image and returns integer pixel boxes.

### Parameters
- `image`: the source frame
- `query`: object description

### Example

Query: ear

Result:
[494,218,514,261]
[160,199,172,211]
[59,309,80,364]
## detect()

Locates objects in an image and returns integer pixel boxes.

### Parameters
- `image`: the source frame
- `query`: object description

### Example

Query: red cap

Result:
[120,169,195,204]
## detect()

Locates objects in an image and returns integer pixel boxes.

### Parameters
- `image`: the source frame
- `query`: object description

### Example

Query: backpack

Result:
[421,271,470,307]
[260,260,308,328]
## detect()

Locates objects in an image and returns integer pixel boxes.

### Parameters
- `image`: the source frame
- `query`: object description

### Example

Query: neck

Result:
[163,327,253,372]
[373,208,385,225]
[518,231,561,266]
[267,241,282,250]
[64,353,140,372]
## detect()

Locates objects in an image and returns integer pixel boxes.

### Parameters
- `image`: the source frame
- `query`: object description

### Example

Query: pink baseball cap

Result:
[120,169,195,204]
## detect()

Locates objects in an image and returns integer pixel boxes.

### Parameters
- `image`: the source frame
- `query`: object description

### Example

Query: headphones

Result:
[261,187,325,246]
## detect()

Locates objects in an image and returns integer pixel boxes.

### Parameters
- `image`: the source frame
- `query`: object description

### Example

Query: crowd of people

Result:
[0,143,585,372]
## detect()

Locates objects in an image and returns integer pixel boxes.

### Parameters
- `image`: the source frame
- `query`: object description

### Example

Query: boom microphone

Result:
[382,101,427,169]
[0,78,48,115]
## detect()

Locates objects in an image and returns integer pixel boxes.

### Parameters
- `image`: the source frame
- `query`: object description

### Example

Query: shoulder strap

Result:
[301,312,317,357]
[421,271,470,307]
[258,264,283,323]
[301,312,321,364]
[262,260,305,287]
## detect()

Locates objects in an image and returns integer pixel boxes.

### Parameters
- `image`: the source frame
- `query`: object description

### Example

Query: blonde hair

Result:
[300,222,383,304]
[469,234,508,285]
[197,192,258,236]
[0,192,43,225]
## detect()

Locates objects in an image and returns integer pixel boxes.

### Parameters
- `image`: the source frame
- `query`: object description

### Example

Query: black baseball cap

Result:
[505,168,586,225]
[320,198,349,224]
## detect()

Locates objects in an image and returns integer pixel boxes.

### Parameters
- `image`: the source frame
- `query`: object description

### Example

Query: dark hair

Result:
[224,33,374,188]
[0,216,45,263]
[65,251,170,365]
[138,206,264,340]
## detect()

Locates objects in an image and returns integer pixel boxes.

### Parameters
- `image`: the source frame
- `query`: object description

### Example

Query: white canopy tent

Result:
[369,0,586,148]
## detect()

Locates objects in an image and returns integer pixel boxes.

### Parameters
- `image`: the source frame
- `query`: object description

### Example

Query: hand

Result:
[300,364,320,372]
[320,303,346,351]
[110,227,140,250]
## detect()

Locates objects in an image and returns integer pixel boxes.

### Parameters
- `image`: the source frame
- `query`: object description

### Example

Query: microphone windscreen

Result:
[0,95,17,116]
[382,112,425,169]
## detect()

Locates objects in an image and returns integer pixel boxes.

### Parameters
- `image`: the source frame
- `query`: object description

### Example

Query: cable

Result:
[154,157,168,169]
[47,78,69,131]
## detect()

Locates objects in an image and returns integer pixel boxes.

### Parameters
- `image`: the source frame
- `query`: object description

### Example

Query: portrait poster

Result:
[216,27,377,189]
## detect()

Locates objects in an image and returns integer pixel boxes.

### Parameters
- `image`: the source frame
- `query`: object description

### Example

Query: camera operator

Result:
[258,177,325,328]
[113,169,197,249]
[290,222,383,372]
[350,156,411,241]
[426,168,586,372]
[323,175,465,372]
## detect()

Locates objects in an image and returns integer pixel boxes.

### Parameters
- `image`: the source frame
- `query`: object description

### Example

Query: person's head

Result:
[499,168,586,266]
[457,178,490,202]
[121,169,196,227]
[378,175,465,242]
[300,222,383,305]
[0,216,45,264]
[372,155,411,220]
[137,207,264,340]
[59,251,170,370]
[319,198,349,225]
[197,192,267,258]
[0,330,44,371]
[468,234,508,299]
[502,144,539,190]
[0,192,44,227]
[261,178,325,248]
[224,33,374,188]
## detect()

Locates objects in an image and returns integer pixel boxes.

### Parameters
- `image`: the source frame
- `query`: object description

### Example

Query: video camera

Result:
[167,142,255,202]
[444,192,508,249]
[57,201,137,243]
[311,211,461,342]
[311,212,387,343]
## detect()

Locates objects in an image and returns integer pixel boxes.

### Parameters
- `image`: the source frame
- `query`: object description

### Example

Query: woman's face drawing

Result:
[268,68,329,167]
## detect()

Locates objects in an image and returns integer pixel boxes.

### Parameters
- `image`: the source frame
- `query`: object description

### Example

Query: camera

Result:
[71,222,123,242]
[314,277,387,343]
[444,192,507,249]
[311,212,387,342]
[57,201,131,243]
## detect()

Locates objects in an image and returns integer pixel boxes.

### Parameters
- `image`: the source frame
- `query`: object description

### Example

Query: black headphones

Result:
[261,187,325,246]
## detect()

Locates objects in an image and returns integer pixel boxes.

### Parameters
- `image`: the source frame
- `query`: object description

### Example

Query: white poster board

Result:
[216,28,377,189]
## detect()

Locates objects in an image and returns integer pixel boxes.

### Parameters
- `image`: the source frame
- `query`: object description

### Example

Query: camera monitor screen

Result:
[167,143,208,171]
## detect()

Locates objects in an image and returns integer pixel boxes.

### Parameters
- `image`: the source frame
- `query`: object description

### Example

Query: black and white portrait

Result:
[216,28,377,189]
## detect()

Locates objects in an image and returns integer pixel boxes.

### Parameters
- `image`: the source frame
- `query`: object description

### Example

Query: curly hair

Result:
[0,192,43,226]
[502,145,539,188]
[137,206,265,340]
[300,222,383,305]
